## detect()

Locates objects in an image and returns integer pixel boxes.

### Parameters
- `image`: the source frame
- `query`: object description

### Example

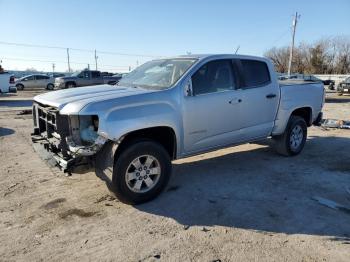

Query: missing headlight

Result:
[79,115,99,145]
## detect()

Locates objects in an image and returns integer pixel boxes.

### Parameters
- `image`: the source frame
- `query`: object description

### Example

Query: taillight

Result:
[9,76,15,84]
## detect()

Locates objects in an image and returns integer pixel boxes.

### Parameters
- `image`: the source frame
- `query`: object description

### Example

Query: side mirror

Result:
[184,78,193,97]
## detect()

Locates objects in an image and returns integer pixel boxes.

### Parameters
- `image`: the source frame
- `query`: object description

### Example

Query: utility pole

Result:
[287,12,300,76]
[52,63,55,74]
[66,48,71,73]
[94,49,98,70]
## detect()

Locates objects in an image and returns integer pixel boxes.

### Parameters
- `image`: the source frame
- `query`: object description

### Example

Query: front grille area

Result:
[32,102,71,157]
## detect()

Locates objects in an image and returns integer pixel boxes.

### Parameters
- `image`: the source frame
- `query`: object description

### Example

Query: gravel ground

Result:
[0,90,349,261]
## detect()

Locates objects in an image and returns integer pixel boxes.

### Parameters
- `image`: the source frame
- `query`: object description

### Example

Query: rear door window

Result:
[239,59,270,88]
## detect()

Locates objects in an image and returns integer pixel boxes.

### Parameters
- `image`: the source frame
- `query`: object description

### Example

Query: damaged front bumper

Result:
[31,102,106,173]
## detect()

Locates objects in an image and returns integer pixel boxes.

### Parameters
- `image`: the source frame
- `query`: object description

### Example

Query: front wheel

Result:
[112,140,172,204]
[273,115,307,156]
[16,84,24,90]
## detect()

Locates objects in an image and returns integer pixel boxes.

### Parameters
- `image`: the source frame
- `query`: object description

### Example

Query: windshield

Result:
[118,58,197,90]
[71,71,81,77]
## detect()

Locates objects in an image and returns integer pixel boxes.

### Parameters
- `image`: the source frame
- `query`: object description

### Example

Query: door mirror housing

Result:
[184,78,193,97]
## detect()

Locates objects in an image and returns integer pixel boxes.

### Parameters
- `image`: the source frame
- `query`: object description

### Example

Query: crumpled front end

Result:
[31,102,107,173]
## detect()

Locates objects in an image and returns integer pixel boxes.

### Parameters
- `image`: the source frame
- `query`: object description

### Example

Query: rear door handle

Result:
[266,94,277,99]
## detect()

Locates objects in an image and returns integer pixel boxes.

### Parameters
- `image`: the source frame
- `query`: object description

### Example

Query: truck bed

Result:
[279,79,323,86]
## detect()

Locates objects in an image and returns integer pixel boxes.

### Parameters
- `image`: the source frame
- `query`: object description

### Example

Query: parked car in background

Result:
[32,54,324,204]
[337,76,350,95]
[0,72,16,93]
[279,74,334,89]
[54,70,122,89]
[303,75,335,89]
[16,74,54,90]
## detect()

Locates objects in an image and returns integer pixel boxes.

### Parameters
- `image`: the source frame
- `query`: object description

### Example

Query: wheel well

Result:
[66,81,76,87]
[116,127,177,160]
[291,107,312,126]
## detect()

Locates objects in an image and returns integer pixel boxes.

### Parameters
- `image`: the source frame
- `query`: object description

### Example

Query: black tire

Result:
[112,140,172,204]
[46,83,54,90]
[66,82,76,88]
[16,84,24,90]
[272,115,307,156]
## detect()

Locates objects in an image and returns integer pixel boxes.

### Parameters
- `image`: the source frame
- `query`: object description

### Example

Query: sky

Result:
[0,0,349,72]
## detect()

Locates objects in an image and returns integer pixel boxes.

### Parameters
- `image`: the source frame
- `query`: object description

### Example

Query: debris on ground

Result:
[312,196,350,215]
[321,119,350,129]
[153,254,161,259]
[8,183,19,189]
[16,109,32,115]
[201,227,210,232]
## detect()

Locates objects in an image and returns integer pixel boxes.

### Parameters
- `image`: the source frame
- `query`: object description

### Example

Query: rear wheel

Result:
[273,115,307,156]
[46,83,54,90]
[112,140,172,204]
[16,84,24,90]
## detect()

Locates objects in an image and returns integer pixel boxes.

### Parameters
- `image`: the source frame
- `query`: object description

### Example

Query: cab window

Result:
[191,60,235,95]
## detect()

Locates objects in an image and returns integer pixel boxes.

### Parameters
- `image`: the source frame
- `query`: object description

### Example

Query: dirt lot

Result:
[0,90,350,261]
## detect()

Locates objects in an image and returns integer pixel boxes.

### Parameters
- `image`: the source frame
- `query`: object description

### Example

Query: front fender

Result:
[100,102,180,140]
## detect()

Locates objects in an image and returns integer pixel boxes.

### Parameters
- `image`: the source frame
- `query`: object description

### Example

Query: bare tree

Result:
[264,47,289,73]
[264,36,350,74]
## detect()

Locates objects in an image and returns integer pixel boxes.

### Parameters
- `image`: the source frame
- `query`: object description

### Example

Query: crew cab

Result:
[54,70,122,89]
[32,54,324,204]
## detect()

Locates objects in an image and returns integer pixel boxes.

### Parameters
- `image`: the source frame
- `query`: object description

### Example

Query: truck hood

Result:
[33,84,152,112]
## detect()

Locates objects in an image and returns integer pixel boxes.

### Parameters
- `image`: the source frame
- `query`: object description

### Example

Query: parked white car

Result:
[0,72,16,93]
[16,74,54,90]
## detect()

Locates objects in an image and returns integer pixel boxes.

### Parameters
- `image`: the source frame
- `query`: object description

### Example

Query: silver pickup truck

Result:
[32,54,324,204]
[54,70,121,89]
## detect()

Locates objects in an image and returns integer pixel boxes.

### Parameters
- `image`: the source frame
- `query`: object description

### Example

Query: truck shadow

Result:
[136,135,350,240]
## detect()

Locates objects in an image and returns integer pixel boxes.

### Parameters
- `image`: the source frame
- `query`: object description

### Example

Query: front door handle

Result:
[266,94,277,99]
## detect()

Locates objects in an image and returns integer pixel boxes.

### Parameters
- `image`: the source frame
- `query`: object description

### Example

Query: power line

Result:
[270,28,291,46]
[2,57,130,68]
[0,40,161,58]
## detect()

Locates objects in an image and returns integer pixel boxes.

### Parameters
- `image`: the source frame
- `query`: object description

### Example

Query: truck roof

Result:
[168,54,270,61]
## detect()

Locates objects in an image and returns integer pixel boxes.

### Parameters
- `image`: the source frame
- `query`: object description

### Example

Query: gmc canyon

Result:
[32,54,324,204]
